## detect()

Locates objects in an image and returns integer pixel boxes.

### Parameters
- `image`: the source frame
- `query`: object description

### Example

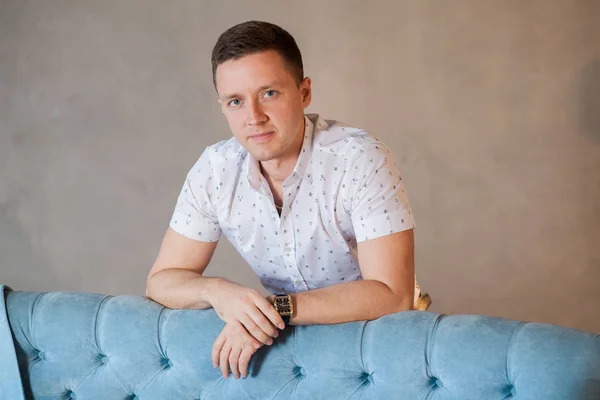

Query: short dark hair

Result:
[211,21,304,89]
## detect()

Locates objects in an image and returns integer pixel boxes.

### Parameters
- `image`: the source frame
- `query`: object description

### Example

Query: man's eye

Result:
[264,90,277,98]
[228,99,241,107]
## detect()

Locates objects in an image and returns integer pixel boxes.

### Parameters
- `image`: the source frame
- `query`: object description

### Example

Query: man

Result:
[146,20,423,380]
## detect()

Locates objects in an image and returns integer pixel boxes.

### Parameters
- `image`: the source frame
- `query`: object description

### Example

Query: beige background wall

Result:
[1,0,599,333]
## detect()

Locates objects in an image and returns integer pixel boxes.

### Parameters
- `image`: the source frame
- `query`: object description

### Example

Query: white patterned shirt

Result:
[170,114,419,299]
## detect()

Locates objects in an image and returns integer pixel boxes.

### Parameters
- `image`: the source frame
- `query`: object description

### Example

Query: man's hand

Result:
[209,280,285,345]
[212,321,267,379]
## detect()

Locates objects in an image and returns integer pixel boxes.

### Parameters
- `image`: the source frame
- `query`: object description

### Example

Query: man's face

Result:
[216,50,311,162]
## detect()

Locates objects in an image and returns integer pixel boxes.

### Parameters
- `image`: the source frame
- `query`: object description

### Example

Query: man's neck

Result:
[260,160,292,184]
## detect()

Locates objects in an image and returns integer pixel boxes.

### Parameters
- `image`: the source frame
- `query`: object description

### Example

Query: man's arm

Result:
[285,229,415,325]
[148,227,286,380]
[146,227,220,309]
[146,227,284,339]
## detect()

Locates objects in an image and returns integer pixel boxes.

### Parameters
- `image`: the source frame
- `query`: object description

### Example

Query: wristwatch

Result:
[273,293,293,326]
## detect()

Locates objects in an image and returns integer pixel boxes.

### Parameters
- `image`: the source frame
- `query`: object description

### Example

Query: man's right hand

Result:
[146,229,283,345]
[209,279,285,345]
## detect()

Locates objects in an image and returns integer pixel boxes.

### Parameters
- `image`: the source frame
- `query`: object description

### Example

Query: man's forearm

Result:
[146,269,224,310]
[287,279,414,326]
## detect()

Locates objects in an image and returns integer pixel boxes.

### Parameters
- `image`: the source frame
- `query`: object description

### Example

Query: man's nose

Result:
[247,100,267,125]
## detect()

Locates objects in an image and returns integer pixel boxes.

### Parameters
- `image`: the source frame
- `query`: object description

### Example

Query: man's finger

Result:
[220,343,232,379]
[239,346,256,378]
[229,345,242,379]
[239,313,273,345]
[255,296,286,330]
[247,308,279,338]
[212,329,226,368]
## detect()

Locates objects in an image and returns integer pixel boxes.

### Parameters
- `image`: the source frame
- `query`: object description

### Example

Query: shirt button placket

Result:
[282,177,308,291]
[281,212,302,290]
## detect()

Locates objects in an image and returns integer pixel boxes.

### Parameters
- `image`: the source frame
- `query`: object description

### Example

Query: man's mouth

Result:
[248,131,274,143]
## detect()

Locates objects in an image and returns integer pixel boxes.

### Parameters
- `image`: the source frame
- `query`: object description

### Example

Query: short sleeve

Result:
[345,143,415,242]
[169,148,221,242]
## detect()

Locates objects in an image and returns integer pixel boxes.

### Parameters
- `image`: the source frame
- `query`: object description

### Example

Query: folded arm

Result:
[284,229,415,326]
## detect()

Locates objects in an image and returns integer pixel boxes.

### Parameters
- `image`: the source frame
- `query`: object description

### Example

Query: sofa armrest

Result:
[0,285,26,400]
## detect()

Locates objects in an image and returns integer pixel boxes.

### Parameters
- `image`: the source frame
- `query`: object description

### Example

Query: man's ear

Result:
[300,77,312,109]
[217,98,225,115]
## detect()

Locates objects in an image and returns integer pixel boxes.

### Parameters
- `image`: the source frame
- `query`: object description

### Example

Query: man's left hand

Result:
[212,320,273,379]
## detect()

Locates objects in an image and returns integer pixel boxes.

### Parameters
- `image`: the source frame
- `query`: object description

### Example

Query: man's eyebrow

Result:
[221,82,283,101]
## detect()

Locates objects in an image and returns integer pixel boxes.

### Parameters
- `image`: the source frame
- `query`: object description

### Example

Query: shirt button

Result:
[284,247,292,253]
[295,280,302,286]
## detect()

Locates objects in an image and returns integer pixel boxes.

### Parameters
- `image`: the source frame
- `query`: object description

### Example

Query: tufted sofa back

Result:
[2,286,600,399]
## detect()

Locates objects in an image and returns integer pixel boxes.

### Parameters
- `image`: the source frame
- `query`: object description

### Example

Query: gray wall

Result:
[1,0,599,333]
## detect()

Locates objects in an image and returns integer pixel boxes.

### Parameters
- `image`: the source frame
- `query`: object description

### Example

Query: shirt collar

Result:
[246,114,316,191]
[292,114,315,181]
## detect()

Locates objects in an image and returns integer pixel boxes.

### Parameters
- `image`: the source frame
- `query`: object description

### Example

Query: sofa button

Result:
[37,351,46,361]
[508,385,516,396]
[293,365,305,377]
[100,356,109,364]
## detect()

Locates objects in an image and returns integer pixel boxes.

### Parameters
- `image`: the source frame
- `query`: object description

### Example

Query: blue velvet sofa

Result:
[1,284,599,399]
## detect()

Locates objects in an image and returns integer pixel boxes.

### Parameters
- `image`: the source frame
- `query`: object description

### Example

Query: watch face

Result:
[275,295,292,316]
[279,305,292,314]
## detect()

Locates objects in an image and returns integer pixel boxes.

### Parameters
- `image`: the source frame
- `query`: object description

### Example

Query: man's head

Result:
[211,21,312,163]
[211,20,304,89]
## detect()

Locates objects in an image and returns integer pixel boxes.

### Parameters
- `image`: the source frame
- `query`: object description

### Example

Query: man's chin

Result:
[251,152,279,162]
[246,146,283,162]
